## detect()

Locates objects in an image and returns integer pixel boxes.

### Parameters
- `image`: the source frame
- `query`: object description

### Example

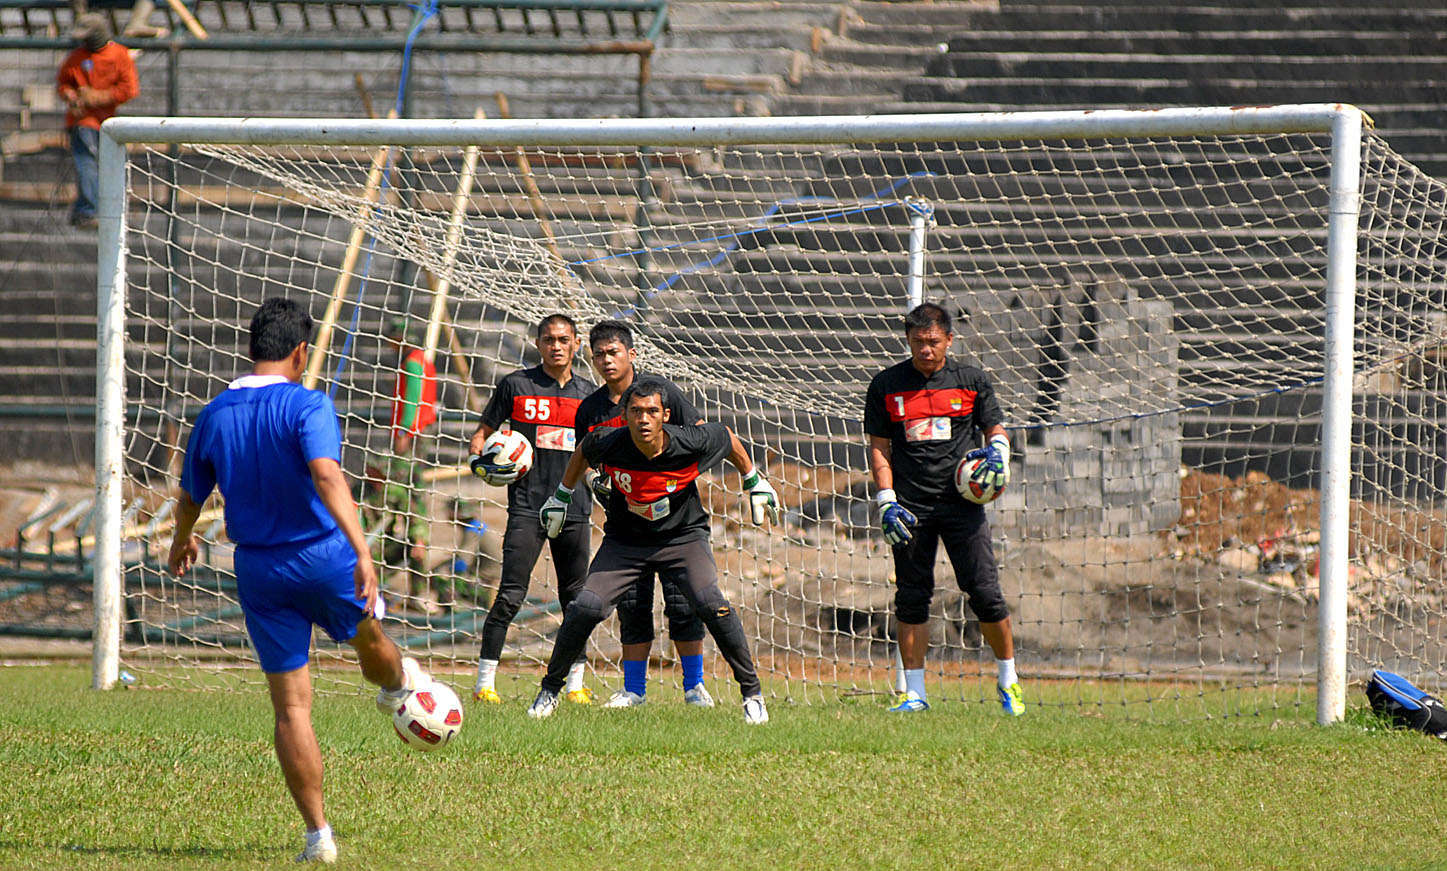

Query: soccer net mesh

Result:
[107,119,1447,719]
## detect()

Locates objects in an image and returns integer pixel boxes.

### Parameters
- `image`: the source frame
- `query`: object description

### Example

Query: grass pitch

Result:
[2,665,1445,870]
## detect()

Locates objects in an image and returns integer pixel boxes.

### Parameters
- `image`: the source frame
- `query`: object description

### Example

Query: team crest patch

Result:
[664,478,679,493]
[949,397,963,411]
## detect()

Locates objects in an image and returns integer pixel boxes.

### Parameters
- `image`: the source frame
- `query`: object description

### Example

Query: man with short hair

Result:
[56,13,138,229]
[574,319,714,708]
[167,297,428,864]
[467,314,596,704]
[864,302,1024,715]
[528,376,772,724]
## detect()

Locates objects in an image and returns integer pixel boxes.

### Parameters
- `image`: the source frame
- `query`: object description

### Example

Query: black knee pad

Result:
[616,601,657,645]
[566,589,610,624]
[662,581,705,643]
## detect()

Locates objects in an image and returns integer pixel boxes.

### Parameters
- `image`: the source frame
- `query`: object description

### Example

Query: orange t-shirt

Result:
[56,42,139,130]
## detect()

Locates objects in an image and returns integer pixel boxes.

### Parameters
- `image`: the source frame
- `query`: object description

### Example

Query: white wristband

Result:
[876,488,898,505]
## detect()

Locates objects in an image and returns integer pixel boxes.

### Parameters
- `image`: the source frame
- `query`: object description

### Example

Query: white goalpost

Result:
[93,106,1447,726]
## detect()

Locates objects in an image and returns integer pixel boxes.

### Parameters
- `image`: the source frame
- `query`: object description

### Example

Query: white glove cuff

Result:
[876,488,898,506]
[989,434,1010,451]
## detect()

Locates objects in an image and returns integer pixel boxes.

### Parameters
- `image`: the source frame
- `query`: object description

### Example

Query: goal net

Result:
[94,109,1447,721]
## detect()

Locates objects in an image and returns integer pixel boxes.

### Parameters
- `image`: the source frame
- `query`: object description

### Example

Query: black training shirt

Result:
[573,373,703,441]
[479,366,596,517]
[580,422,732,545]
[863,356,1005,514]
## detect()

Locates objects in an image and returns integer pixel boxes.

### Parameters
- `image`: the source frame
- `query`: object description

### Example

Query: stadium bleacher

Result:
[1,0,1444,491]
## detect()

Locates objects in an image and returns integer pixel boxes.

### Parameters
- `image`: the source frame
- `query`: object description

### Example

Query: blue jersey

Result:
[180,376,343,548]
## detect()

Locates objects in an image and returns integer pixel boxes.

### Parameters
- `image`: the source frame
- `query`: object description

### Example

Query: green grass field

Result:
[3,665,1445,871]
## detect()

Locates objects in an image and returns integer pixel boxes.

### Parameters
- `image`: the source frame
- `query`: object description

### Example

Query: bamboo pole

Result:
[303,108,398,391]
[353,73,375,120]
[423,107,486,367]
[493,91,576,299]
[420,268,485,413]
[164,0,209,39]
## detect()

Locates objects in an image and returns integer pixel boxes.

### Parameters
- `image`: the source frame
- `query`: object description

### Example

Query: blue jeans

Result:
[70,126,100,221]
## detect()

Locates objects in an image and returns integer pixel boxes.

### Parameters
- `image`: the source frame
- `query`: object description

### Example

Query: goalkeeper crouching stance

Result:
[864,302,1024,716]
[527,376,780,725]
[167,298,429,864]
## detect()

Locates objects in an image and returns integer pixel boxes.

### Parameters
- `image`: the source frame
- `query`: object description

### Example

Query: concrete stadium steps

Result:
[934,29,1447,57]
[0,0,845,122]
[924,53,1447,85]
[901,76,1447,108]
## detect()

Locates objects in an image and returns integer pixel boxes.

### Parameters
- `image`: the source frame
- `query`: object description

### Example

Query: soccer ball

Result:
[955,454,1005,505]
[392,681,464,752]
[475,429,534,483]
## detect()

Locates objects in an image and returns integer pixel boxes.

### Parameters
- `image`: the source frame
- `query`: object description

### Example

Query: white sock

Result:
[997,657,1018,689]
[904,668,927,701]
[566,661,586,693]
[475,658,498,691]
[306,825,333,846]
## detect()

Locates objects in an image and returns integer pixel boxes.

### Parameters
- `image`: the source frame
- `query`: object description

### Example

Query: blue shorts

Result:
[233,532,378,673]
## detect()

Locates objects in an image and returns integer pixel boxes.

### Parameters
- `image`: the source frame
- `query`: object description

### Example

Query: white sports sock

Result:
[904,668,927,701]
[566,661,586,693]
[997,657,1018,689]
[305,825,333,846]
[475,658,498,691]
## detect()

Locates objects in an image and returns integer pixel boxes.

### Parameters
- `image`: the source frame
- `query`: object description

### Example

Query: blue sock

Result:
[681,653,704,690]
[622,659,647,697]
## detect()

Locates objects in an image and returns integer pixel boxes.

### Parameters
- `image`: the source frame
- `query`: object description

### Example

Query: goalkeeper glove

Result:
[585,468,612,503]
[742,469,781,526]
[540,484,573,538]
[877,488,916,547]
[963,434,1011,492]
[469,451,522,486]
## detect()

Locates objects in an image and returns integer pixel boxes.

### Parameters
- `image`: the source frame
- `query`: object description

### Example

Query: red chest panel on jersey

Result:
[883,388,976,422]
[606,462,701,502]
[510,394,581,427]
[588,413,625,433]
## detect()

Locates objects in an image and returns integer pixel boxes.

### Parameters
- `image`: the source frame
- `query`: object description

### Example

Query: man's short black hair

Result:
[621,375,669,410]
[903,302,952,335]
[589,319,634,351]
[536,313,578,340]
[249,297,313,362]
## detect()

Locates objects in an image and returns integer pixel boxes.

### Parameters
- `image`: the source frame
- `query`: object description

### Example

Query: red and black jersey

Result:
[863,357,1005,513]
[573,372,703,442]
[580,422,732,545]
[480,366,596,516]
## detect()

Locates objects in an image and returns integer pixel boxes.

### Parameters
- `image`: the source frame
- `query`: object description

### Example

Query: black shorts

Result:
[891,503,1008,625]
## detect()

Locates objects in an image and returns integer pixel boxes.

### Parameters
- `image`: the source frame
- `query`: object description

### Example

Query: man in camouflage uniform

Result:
[362,318,440,613]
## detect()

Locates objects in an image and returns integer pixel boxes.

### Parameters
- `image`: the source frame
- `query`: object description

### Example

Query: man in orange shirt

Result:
[56,14,139,229]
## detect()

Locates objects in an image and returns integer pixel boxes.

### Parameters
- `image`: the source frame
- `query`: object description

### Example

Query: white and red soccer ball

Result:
[955,454,1005,505]
[478,429,534,482]
[392,680,464,752]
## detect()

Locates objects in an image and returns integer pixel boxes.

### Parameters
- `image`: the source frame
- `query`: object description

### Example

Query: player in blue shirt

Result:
[167,298,432,864]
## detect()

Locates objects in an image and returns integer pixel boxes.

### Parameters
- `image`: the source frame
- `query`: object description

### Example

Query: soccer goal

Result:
[91,107,1447,724]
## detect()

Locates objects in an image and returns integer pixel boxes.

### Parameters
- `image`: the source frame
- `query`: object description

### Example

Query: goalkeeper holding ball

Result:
[864,303,1024,715]
[467,313,596,705]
